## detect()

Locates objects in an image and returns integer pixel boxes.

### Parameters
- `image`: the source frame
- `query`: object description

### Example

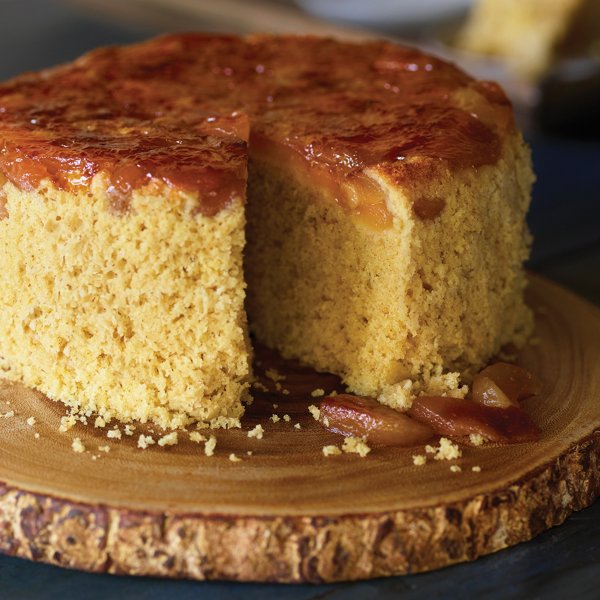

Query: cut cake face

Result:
[0,34,534,427]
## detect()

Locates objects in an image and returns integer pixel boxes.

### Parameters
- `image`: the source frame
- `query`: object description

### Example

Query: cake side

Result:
[0,175,251,429]
[245,127,534,397]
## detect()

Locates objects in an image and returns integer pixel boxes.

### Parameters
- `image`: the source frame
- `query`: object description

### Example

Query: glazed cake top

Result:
[0,34,514,217]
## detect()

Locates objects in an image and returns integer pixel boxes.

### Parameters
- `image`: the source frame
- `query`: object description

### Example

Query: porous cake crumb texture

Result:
[0,177,251,429]
[246,140,533,398]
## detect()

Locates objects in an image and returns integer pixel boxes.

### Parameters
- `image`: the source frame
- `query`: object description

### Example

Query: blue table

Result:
[1,1,599,597]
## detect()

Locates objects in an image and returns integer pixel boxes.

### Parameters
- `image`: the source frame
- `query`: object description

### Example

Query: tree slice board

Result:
[0,274,599,583]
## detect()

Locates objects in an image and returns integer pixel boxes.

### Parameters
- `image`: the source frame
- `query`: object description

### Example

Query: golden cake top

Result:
[0,34,514,216]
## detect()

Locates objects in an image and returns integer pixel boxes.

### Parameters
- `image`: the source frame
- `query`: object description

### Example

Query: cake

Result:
[457,0,600,79]
[0,34,534,429]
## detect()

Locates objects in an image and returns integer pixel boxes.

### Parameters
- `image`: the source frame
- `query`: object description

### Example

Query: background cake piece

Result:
[457,0,600,79]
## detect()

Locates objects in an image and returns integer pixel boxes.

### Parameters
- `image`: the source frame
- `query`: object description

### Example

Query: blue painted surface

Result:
[0,1,598,597]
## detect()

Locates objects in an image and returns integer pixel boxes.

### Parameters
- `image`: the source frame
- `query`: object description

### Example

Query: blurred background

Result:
[2,0,598,305]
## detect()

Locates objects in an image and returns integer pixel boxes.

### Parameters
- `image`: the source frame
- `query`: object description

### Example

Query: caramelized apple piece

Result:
[319,394,435,446]
[409,396,540,443]
[473,363,542,408]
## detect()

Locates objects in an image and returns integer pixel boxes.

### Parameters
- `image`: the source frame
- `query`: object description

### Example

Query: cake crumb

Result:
[189,431,206,443]
[204,435,217,456]
[246,450,253,456]
[124,424,135,436]
[229,453,242,462]
[275,382,282,392]
[158,431,178,447]
[294,423,301,429]
[71,437,85,453]
[311,388,325,398]
[322,416,330,427]
[265,368,285,382]
[308,404,321,421]
[1,410,14,419]
[107,427,122,440]
[322,445,342,457]
[247,424,264,440]
[377,380,415,411]
[26,416,36,427]
[342,436,371,458]
[34,432,40,439]
[469,433,486,446]
[283,414,291,422]
[252,381,269,393]
[270,414,280,423]
[450,465,462,473]
[282,389,290,395]
[91,455,98,461]
[472,465,482,472]
[98,445,110,453]
[427,437,462,461]
[412,454,427,466]
[272,403,279,409]
[138,434,155,449]
[59,414,76,432]
[94,416,106,428]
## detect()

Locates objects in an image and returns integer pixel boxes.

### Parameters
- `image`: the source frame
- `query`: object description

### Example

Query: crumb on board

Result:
[412,454,427,466]
[342,436,371,458]
[426,437,462,461]
[309,405,323,423]
[158,431,178,447]
[252,381,269,393]
[137,434,155,449]
[311,388,325,398]
[247,424,264,440]
[1,410,15,419]
[189,431,207,443]
[94,416,106,428]
[265,368,285,382]
[59,414,76,432]
[246,450,253,456]
[34,432,40,439]
[450,465,462,473]
[71,437,85,453]
[282,389,290,395]
[472,465,482,472]
[272,403,279,409]
[204,435,217,456]
[26,416,36,427]
[270,414,280,423]
[229,453,242,462]
[275,382,282,392]
[294,423,301,429]
[107,427,122,440]
[98,445,110,453]
[124,424,135,436]
[283,414,291,422]
[322,445,342,457]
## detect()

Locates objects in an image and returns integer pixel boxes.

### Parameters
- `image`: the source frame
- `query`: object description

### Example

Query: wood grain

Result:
[0,274,599,582]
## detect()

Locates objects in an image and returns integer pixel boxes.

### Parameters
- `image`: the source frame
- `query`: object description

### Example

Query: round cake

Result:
[0,34,534,428]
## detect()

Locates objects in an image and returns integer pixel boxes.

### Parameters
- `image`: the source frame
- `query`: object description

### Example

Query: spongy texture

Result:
[245,133,534,396]
[0,176,251,429]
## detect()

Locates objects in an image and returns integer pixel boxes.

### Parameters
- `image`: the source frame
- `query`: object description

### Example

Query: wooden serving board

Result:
[0,274,599,583]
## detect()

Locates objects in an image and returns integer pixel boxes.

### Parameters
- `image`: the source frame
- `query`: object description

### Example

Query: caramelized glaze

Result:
[0,34,512,218]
